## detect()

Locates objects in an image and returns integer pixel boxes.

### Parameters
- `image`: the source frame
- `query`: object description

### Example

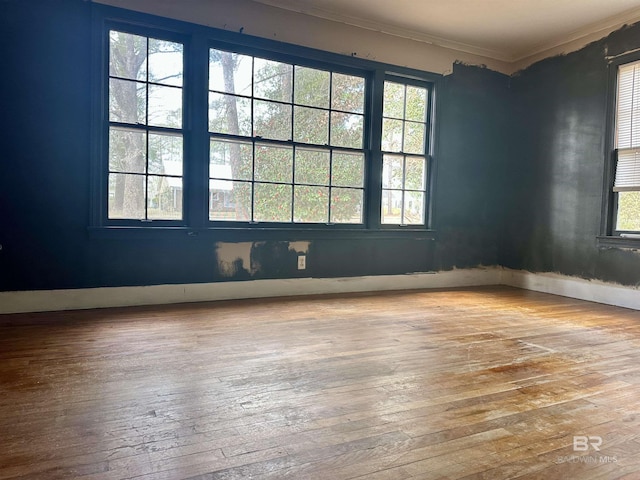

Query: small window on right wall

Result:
[613,60,640,233]
[381,78,431,226]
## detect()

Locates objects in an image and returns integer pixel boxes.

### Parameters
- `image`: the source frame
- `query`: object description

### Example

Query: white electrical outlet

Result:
[297,255,306,270]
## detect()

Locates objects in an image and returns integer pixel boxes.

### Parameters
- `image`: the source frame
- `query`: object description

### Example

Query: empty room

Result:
[2,0,640,478]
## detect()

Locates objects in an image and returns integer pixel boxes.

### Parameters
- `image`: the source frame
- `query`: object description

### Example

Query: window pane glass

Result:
[148,133,182,175]
[109,79,146,124]
[382,155,403,189]
[294,186,329,223]
[148,85,182,128]
[382,118,403,152]
[331,73,365,113]
[109,127,146,173]
[107,31,186,224]
[381,189,402,224]
[404,157,426,190]
[380,79,429,225]
[330,187,363,223]
[210,180,251,221]
[254,58,292,102]
[148,175,182,220]
[209,50,253,96]
[332,151,364,188]
[210,139,253,181]
[108,173,145,219]
[404,121,425,154]
[255,144,293,183]
[254,100,292,141]
[403,191,424,225]
[294,106,329,145]
[405,85,427,122]
[209,92,251,136]
[383,82,404,118]
[295,148,330,185]
[294,66,330,108]
[148,39,183,87]
[330,112,363,149]
[254,183,292,222]
[109,31,147,81]
[616,191,640,231]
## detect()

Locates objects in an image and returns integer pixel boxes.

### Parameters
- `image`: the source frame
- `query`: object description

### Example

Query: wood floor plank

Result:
[1,286,640,479]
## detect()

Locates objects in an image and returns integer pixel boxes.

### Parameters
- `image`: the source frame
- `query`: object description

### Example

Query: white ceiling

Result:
[253,0,640,62]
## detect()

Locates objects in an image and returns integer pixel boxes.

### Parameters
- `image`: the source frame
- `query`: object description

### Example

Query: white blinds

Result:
[614,148,640,191]
[615,61,640,191]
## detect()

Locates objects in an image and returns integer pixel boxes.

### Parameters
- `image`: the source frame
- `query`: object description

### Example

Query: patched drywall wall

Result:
[215,241,309,278]
[433,63,512,271]
[505,23,640,287]
[1,1,502,292]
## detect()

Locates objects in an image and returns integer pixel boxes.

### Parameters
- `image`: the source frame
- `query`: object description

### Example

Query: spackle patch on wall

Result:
[288,241,310,255]
[216,241,312,278]
[216,242,254,277]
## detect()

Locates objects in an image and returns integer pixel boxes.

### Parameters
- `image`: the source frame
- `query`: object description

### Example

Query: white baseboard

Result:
[1,267,638,314]
[0,268,501,314]
[501,269,640,311]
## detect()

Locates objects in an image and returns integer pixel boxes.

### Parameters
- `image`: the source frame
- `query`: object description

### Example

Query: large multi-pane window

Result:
[613,60,640,232]
[107,30,184,221]
[99,18,435,231]
[381,79,430,225]
[208,50,366,224]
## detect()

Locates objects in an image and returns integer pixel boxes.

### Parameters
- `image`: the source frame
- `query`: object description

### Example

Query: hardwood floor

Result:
[1,286,640,480]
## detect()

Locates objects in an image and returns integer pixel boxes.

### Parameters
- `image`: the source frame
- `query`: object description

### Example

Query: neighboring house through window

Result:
[381,78,431,225]
[107,30,184,221]
[94,7,437,234]
[207,50,366,224]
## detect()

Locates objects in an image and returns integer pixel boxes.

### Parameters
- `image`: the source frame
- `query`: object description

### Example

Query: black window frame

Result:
[380,74,435,229]
[103,26,189,226]
[89,4,441,240]
[599,50,640,248]
[205,40,371,229]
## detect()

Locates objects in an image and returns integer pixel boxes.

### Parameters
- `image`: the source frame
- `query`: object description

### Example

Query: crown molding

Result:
[251,0,512,62]
[509,4,640,64]
[252,0,640,66]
